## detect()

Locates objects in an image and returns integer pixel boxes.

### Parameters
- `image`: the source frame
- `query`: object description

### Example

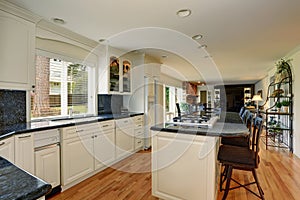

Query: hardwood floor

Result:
[49,141,300,200]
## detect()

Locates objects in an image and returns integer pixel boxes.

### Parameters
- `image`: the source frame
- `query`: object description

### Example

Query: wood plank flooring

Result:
[49,141,300,200]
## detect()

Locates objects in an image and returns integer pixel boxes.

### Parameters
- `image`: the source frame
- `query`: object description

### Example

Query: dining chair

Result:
[218,117,265,200]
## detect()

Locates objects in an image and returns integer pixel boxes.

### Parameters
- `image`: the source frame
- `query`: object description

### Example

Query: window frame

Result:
[31,49,96,121]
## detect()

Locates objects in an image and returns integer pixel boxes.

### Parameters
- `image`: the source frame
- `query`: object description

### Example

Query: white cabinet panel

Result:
[0,10,35,88]
[35,145,60,187]
[0,136,14,163]
[15,133,34,174]
[94,129,115,170]
[116,127,134,159]
[61,135,94,185]
[152,131,218,200]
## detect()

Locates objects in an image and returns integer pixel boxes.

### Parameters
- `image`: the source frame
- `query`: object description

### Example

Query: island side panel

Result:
[152,131,219,200]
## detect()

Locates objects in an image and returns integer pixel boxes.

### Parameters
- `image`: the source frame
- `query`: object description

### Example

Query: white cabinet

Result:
[94,120,116,170]
[115,118,134,159]
[108,56,132,94]
[35,144,60,187]
[61,125,95,186]
[134,115,144,151]
[61,121,116,185]
[152,131,218,200]
[0,9,35,89]
[0,136,14,163]
[15,133,34,174]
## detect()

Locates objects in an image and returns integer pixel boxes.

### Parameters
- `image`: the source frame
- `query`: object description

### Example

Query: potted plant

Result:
[275,59,292,83]
[275,101,282,112]
[281,100,290,113]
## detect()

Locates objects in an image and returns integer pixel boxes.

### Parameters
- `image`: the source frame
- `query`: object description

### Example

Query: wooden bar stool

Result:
[218,117,265,200]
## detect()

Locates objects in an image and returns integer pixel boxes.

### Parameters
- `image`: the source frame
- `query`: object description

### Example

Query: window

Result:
[164,85,184,122]
[31,55,94,119]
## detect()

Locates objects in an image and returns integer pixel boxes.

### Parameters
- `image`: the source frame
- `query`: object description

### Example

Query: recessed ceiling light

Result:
[198,44,207,49]
[176,9,191,18]
[52,18,65,24]
[192,34,203,40]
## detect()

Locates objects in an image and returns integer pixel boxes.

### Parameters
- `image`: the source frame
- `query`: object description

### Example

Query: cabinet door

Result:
[0,10,35,87]
[15,133,34,174]
[61,135,94,185]
[0,136,14,163]
[116,127,134,159]
[94,130,115,170]
[35,145,60,187]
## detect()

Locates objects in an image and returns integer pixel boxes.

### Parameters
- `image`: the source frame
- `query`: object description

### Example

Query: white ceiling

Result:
[5,0,300,84]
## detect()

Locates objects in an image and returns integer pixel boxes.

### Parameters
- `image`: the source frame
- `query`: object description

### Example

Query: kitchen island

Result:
[151,112,248,200]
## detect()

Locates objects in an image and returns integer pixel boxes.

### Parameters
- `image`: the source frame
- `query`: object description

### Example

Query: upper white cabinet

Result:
[109,56,132,94]
[0,9,35,89]
[15,133,35,174]
[0,136,15,163]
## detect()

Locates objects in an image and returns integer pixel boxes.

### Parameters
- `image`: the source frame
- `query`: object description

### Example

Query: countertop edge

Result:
[0,113,144,139]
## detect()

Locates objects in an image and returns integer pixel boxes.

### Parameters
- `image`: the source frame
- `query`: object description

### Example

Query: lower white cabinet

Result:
[134,128,144,151]
[15,133,34,174]
[0,136,15,163]
[115,118,134,159]
[35,144,60,188]
[61,133,94,186]
[61,121,116,186]
[94,129,115,170]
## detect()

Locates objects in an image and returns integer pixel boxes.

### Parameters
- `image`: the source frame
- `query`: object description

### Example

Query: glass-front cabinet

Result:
[109,56,132,94]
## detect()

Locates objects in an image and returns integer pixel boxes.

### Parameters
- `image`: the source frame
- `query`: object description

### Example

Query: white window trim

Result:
[31,49,97,120]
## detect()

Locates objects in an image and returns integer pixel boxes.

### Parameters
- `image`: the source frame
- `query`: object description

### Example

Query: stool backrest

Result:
[251,117,263,167]
[239,106,245,117]
[241,109,250,123]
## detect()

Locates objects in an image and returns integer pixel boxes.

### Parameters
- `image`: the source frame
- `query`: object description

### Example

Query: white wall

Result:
[254,76,269,109]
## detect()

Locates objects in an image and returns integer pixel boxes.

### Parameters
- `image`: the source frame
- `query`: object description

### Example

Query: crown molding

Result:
[0,0,41,23]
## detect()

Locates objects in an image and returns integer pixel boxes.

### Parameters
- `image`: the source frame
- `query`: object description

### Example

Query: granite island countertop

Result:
[0,157,51,200]
[150,112,249,137]
[0,112,144,140]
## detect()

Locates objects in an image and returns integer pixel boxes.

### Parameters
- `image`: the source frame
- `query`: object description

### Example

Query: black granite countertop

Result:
[150,112,249,137]
[0,157,52,200]
[0,112,143,140]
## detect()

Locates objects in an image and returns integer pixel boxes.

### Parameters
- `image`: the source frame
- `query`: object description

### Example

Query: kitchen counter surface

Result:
[151,112,249,137]
[0,112,143,140]
[0,157,51,200]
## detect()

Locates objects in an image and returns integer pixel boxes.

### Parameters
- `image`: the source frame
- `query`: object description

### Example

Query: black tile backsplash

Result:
[98,94,123,115]
[0,89,26,126]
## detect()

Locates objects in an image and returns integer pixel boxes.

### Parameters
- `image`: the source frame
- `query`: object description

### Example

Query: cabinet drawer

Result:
[134,128,144,137]
[115,118,133,129]
[99,120,115,131]
[134,115,144,124]
[135,137,144,150]
[134,122,143,129]
[61,123,99,140]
